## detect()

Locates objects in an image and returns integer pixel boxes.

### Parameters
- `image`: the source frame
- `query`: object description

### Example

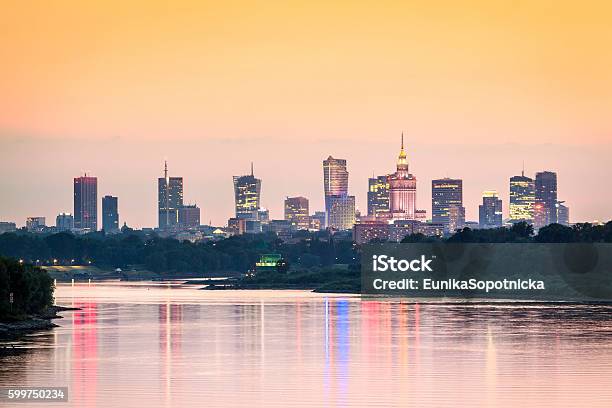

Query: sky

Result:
[1,0,611,228]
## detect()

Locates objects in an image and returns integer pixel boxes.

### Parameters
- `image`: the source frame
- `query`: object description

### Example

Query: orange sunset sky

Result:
[1,0,611,227]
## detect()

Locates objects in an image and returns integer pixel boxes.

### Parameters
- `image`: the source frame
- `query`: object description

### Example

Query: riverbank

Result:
[0,305,79,340]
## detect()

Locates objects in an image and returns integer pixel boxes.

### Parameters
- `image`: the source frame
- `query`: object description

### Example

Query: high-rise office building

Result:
[323,156,349,198]
[367,175,390,216]
[233,163,262,220]
[327,195,355,231]
[448,205,466,232]
[479,191,503,229]
[26,217,46,232]
[158,161,184,229]
[56,213,74,232]
[74,174,98,231]
[323,156,354,230]
[557,201,570,226]
[431,178,463,230]
[534,171,557,228]
[102,195,119,233]
[509,171,535,223]
[389,134,417,219]
[284,196,310,230]
[178,204,201,228]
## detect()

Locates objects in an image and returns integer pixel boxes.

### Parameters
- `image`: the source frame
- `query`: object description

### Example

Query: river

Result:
[1,281,612,407]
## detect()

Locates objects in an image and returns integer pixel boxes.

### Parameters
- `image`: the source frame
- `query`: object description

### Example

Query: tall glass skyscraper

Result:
[367,175,390,216]
[509,171,535,223]
[479,191,502,229]
[102,195,119,233]
[158,161,184,229]
[534,171,557,228]
[233,163,262,219]
[323,156,354,230]
[323,156,348,198]
[431,178,463,230]
[74,174,97,231]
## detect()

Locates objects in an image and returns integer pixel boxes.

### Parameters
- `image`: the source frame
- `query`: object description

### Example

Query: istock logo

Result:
[372,255,434,272]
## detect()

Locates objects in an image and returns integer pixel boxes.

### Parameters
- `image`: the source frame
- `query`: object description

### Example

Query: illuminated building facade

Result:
[158,161,184,229]
[432,178,463,230]
[284,196,310,230]
[479,191,503,229]
[323,156,351,228]
[534,171,557,228]
[327,195,355,231]
[74,174,98,231]
[367,175,390,216]
[233,163,262,220]
[388,134,418,220]
[509,172,535,223]
[102,195,119,233]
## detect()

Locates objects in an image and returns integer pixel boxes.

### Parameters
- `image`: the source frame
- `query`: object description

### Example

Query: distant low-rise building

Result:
[26,217,46,232]
[56,213,74,232]
[0,222,17,234]
[179,204,201,229]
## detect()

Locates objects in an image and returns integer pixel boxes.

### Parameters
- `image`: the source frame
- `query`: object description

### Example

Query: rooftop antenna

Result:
[521,160,525,177]
[250,162,254,176]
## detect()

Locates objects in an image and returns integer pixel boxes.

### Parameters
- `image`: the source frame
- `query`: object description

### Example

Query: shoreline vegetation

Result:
[0,257,82,342]
[1,221,611,295]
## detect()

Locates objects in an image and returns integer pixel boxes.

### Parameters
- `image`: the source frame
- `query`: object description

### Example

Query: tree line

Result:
[0,221,610,277]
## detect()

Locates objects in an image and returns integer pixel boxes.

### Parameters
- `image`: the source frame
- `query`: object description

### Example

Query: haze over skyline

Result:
[1,1,611,227]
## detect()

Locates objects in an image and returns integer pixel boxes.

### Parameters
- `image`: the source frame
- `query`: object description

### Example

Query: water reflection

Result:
[1,283,612,407]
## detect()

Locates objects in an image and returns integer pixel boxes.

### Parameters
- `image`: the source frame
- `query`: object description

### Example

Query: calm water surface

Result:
[2,281,612,407]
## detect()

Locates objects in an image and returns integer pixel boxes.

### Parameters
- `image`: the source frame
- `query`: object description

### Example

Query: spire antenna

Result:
[401,132,404,150]
[251,162,254,176]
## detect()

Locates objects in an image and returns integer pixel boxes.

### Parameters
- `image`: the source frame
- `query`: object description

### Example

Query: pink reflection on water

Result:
[71,301,98,408]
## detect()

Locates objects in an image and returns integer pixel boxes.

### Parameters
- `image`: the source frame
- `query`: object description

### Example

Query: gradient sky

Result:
[1,1,611,228]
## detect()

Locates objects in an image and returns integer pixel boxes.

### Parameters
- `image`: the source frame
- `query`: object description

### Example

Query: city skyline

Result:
[0,139,594,230]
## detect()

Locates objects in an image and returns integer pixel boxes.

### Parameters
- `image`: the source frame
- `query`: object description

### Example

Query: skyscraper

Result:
[233,163,262,219]
[509,170,535,223]
[431,178,463,230]
[74,174,97,231]
[56,213,74,232]
[389,134,417,220]
[479,191,503,229]
[367,175,390,216]
[158,161,184,229]
[102,195,119,233]
[534,171,557,228]
[323,156,349,199]
[323,156,354,230]
[284,196,310,230]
